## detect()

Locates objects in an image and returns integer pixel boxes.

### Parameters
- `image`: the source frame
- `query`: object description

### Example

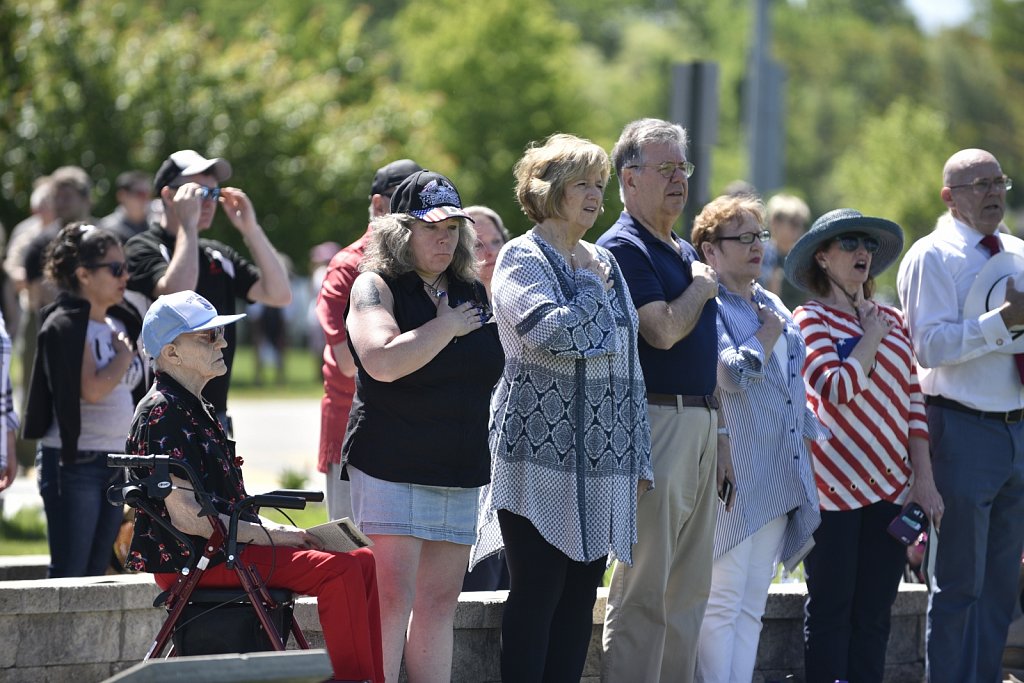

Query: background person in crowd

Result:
[126,290,384,683]
[316,158,421,520]
[98,170,152,242]
[461,203,511,594]
[307,240,340,373]
[785,209,942,683]
[0,309,18,494]
[22,166,95,317]
[464,205,510,301]
[598,118,733,683]
[23,223,146,577]
[762,193,811,310]
[897,148,1024,683]
[4,176,56,339]
[690,194,822,683]
[125,149,291,431]
[343,171,503,683]
[472,134,652,683]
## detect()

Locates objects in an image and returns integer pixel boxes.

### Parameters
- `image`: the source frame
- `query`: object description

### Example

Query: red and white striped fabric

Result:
[794,300,928,511]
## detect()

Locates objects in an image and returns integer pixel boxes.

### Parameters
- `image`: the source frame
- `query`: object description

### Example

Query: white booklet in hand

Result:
[306,517,374,553]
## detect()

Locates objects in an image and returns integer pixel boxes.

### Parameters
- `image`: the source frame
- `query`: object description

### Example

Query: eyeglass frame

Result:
[947,175,1013,194]
[834,234,880,253]
[715,229,771,245]
[625,161,695,179]
[84,261,129,277]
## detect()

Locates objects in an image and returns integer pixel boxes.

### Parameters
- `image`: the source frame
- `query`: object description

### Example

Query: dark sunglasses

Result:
[188,326,225,344]
[86,261,129,277]
[835,235,880,253]
[197,186,221,202]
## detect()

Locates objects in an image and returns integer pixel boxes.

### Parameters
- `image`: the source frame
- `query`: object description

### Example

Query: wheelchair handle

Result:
[246,494,308,511]
[108,453,168,469]
[262,489,325,503]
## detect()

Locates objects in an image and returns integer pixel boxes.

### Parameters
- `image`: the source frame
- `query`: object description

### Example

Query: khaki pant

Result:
[602,403,719,683]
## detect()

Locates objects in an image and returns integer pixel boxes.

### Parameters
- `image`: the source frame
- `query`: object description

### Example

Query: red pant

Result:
[156,546,383,682]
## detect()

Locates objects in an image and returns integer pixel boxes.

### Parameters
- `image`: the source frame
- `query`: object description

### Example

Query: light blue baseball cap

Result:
[142,290,245,358]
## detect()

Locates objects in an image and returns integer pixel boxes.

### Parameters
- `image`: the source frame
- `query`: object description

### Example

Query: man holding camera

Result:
[125,150,291,428]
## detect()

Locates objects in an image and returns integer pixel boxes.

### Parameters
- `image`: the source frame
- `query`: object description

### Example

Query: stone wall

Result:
[0,572,928,683]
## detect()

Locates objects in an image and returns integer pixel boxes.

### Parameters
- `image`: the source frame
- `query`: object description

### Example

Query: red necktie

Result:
[979,234,1024,382]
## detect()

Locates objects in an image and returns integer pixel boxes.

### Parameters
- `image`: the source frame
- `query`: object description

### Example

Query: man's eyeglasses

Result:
[835,235,880,253]
[947,175,1012,194]
[196,186,221,202]
[626,161,695,179]
[85,261,129,277]
[188,326,225,344]
[716,230,771,245]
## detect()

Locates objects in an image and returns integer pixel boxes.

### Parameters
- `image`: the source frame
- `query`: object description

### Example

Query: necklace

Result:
[420,272,445,298]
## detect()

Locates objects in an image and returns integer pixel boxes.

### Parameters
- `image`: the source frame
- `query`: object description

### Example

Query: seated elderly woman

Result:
[471,133,653,683]
[689,194,823,683]
[125,290,384,683]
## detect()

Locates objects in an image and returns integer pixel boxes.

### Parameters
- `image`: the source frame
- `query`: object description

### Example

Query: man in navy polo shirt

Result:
[598,118,734,683]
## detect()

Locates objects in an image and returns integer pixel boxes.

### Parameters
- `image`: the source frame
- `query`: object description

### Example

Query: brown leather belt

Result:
[646,392,719,410]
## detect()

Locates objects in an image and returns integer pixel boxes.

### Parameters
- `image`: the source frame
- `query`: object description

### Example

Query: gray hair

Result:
[464,205,511,243]
[360,213,479,283]
[611,119,689,203]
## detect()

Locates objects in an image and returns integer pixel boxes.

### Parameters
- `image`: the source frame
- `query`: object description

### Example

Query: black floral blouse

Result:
[125,372,254,573]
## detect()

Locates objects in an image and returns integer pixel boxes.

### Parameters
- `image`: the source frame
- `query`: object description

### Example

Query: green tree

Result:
[392,0,601,233]
[829,98,949,294]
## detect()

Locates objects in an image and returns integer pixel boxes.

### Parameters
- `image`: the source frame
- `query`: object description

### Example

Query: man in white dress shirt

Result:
[897,148,1024,683]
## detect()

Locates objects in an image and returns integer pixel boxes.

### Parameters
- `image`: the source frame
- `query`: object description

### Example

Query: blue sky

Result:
[905,0,974,32]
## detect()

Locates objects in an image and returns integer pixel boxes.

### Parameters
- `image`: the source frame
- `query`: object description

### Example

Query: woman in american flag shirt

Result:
[784,208,943,683]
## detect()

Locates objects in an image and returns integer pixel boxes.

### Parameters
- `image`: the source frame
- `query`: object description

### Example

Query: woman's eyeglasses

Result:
[189,326,225,344]
[86,261,129,277]
[716,230,771,245]
[835,235,880,253]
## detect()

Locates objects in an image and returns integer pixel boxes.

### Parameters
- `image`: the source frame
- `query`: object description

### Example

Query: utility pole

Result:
[746,0,785,194]
[670,61,719,238]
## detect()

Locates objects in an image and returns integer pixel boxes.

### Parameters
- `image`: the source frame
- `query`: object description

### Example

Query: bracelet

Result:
[717,427,730,437]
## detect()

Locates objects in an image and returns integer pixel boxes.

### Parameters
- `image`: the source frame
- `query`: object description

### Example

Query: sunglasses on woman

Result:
[86,261,129,277]
[835,235,880,253]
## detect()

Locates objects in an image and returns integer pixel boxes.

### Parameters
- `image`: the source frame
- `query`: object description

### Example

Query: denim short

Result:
[348,466,480,545]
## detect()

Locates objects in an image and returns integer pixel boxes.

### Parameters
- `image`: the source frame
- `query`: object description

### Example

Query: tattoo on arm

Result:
[352,279,382,311]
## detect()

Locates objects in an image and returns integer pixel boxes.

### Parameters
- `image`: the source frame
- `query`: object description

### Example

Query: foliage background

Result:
[1,0,1022,298]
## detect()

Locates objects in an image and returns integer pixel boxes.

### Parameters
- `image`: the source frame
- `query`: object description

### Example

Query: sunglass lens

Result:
[863,237,880,253]
[838,237,858,251]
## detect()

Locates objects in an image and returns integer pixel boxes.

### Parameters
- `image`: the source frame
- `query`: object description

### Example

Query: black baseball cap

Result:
[153,150,232,194]
[390,171,474,223]
[370,159,423,198]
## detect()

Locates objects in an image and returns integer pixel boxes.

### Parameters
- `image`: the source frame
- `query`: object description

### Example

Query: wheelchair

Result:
[106,453,323,660]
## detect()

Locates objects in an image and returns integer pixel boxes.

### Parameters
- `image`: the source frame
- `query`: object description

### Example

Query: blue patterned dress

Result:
[471,230,653,566]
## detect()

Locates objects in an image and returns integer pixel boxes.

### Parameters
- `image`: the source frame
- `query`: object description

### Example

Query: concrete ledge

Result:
[107,650,332,682]
[0,555,48,581]
[0,575,927,683]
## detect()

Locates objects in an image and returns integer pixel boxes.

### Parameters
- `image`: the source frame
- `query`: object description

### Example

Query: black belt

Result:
[646,392,719,410]
[925,395,1024,424]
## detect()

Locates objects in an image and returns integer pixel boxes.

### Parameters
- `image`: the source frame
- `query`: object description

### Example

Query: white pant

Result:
[697,514,787,683]
[325,462,353,520]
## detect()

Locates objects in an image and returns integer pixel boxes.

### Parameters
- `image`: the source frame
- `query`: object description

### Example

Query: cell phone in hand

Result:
[718,477,733,504]
[886,502,928,545]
